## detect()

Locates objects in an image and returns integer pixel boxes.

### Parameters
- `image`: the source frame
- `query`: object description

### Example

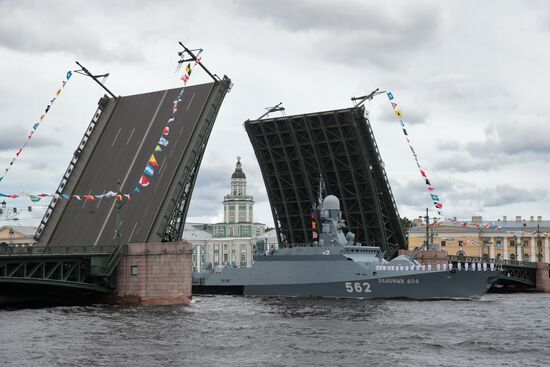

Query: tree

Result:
[399,217,412,247]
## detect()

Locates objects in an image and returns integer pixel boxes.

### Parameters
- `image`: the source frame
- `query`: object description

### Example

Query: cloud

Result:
[230,0,443,68]
[0,1,144,62]
[467,121,550,156]
[0,122,59,151]
[476,185,547,207]
[432,118,550,173]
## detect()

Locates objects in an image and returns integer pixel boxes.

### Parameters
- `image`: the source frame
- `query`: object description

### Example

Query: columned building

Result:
[184,157,268,272]
[212,157,264,238]
[408,216,550,263]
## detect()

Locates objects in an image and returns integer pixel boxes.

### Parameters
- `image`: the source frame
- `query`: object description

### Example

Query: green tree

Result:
[399,216,412,247]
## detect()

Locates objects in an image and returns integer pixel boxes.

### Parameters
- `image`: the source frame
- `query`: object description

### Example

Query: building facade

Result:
[212,157,265,238]
[183,158,270,272]
[0,226,37,247]
[408,216,550,263]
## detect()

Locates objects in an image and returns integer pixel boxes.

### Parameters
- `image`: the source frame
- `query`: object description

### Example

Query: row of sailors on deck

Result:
[375,262,496,272]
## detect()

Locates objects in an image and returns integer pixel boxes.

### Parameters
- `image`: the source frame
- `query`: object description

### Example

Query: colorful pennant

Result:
[0,191,131,202]
[0,70,73,185]
[135,49,203,191]
[387,91,443,215]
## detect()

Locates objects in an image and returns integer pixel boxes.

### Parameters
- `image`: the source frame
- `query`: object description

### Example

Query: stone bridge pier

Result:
[116,242,192,305]
[536,262,550,292]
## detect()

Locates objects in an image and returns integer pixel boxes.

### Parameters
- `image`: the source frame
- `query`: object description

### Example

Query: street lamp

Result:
[536,223,543,262]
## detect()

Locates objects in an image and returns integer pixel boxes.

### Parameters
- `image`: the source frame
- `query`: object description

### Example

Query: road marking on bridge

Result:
[153,156,169,193]
[128,222,138,242]
[126,128,135,145]
[187,92,196,111]
[93,90,169,247]
[112,128,122,147]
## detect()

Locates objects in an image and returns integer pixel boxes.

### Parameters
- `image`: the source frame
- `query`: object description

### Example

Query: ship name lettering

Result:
[377,278,419,284]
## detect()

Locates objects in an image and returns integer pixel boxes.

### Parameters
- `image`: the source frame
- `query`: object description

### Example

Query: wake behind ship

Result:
[193,195,500,299]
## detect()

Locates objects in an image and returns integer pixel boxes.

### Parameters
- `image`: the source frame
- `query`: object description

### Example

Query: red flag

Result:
[139,175,150,187]
[420,169,427,178]
[162,127,169,136]
[85,195,95,201]
[427,187,435,191]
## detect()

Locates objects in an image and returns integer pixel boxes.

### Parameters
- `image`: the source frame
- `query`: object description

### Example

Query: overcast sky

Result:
[1,0,549,228]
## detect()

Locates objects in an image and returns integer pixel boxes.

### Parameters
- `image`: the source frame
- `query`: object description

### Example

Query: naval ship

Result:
[193,195,501,299]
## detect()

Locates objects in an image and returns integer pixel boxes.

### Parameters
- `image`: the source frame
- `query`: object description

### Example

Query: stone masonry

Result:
[116,242,192,305]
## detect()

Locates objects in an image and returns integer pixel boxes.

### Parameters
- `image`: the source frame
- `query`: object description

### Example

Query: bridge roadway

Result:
[448,255,546,287]
[39,82,216,246]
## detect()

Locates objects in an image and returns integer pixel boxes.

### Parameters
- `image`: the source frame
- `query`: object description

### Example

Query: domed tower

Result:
[212,157,257,238]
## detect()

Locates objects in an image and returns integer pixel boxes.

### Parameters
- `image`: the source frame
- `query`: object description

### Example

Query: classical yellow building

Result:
[408,216,550,263]
[0,226,37,246]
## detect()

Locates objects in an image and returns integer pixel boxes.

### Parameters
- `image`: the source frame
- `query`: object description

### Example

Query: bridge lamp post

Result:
[536,224,543,262]
[512,235,518,262]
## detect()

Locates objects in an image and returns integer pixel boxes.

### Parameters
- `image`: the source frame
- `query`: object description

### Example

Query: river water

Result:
[1,293,549,367]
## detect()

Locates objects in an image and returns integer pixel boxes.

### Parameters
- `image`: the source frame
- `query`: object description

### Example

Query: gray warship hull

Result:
[193,195,500,300]
[193,252,500,300]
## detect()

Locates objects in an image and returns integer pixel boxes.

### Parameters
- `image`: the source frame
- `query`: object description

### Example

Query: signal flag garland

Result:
[135,50,203,193]
[386,91,443,215]
[0,70,73,184]
[0,191,132,202]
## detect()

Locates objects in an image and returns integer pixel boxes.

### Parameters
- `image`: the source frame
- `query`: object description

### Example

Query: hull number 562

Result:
[345,281,371,293]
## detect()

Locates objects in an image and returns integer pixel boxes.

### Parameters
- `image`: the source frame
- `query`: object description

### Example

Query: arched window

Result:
[523,253,530,262]
[510,254,516,261]
[456,251,466,262]
[482,253,490,262]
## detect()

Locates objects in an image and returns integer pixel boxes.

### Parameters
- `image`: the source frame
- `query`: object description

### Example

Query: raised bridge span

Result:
[37,77,231,246]
[1,75,231,303]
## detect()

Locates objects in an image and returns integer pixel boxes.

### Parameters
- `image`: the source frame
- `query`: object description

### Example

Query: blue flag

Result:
[144,164,155,177]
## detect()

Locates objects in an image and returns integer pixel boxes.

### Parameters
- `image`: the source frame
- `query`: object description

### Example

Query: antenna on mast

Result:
[351,88,386,107]
[256,102,285,120]
[74,61,117,99]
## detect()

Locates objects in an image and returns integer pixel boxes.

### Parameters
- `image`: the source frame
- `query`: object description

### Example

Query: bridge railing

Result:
[0,244,116,256]
[447,255,538,268]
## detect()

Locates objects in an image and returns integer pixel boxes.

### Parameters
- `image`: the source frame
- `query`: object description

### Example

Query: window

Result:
[224,253,229,262]
[239,205,247,222]
[131,266,139,276]
[223,244,228,251]
[496,240,501,249]
[458,241,464,247]
[228,206,235,223]
[523,240,529,247]
[441,240,446,247]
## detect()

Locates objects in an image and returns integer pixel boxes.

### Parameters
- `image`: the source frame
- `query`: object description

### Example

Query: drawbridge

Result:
[37,78,231,246]
[1,54,231,299]
[245,106,406,258]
